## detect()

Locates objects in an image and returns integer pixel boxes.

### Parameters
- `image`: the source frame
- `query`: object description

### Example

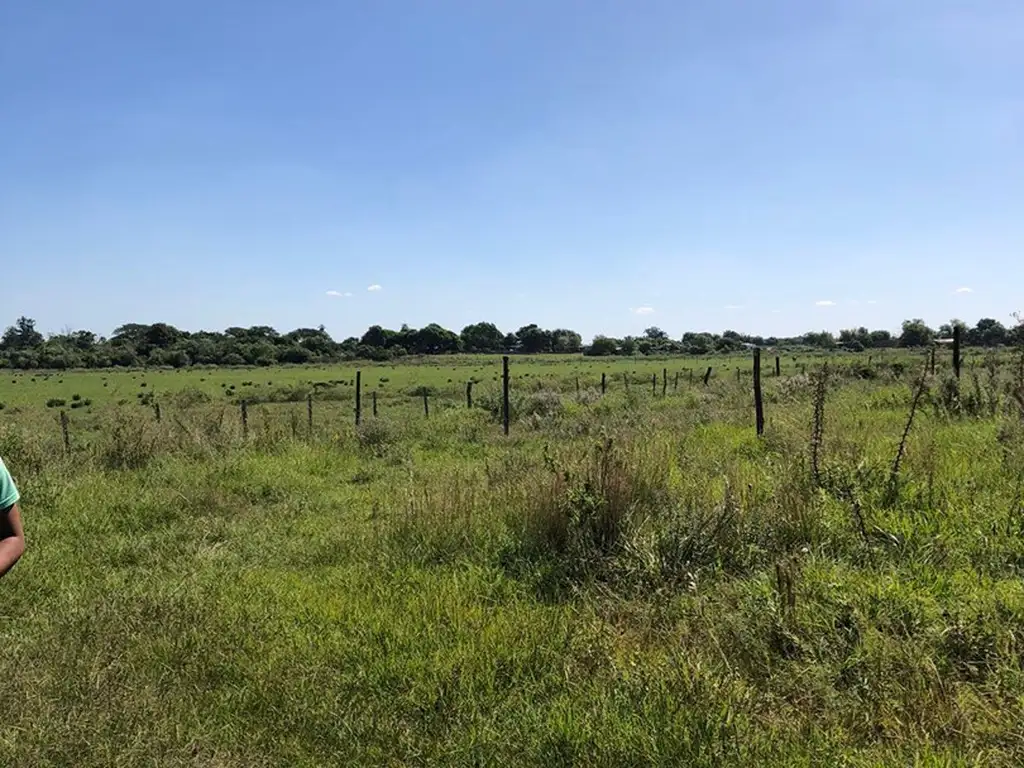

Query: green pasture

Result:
[2,349,1023,765]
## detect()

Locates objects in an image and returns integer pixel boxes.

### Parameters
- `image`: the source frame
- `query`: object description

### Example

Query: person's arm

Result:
[0,503,25,577]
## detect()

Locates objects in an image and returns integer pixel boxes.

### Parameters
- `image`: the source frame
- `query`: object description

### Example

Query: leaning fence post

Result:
[60,410,70,455]
[703,367,713,386]
[372,390,378,417]
[502,355,510,436]
[953,325,962,379]
[466,380,473,409]
[307,393,313,437]
[241,400,248,439]
[753,348,765,436]
[423,391,429,418]
[355,370,362,426]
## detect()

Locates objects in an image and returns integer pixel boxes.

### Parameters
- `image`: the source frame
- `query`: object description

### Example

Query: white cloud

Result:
[815,300,836,307]
[866,300,879,305]
[955,286,973,294]
[367,284,382,292]
[632,306,655,315]
[326,290,353,298]
[723,304,743,310]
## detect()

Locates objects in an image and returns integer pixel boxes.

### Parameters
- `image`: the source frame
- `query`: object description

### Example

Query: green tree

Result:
[460,322,503,353]
[1,317,44,350]
[584,336,618,356]
[899,319,935,348]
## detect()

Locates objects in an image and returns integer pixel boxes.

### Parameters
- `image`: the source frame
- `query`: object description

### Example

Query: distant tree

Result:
[898,319,935,348]
[584,335,618,356]
[802,330,836,349]
[360,325,391,349]
[409,323,460,355]
[968,318,1008,347]
[502,332,519,352]
[1,317,44,350]
[551,329,583,353]
[869,329,894,348]
[516,325,551,354]
[644,326,668,341]
[460,322,504,353]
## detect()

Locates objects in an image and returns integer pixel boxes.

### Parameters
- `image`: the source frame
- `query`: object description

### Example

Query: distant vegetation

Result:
[1,315,1021,370]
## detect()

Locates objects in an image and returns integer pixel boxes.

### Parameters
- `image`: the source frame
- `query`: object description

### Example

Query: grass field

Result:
[2,350,1024,766]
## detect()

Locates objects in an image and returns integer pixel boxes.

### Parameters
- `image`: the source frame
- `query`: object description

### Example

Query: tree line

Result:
[0,316,1020,370]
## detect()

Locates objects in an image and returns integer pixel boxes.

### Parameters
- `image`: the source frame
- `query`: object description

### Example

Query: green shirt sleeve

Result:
[0,458,19,511]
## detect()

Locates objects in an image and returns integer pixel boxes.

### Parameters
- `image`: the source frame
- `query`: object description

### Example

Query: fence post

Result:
[662,368,668,396]
[674,371,679,391]
[60,410,70,456]
[423,391,429,418]
[502,355,510,436]
[652,373,657,396]
[154,402,161,423]
[775,356,781,377]
[736,367,741,384]
[601,372,606,394]
[753,348,765,437]
[307,393,313,437]
[953,325,962,379]
[929,347,936,376]
[355,370,362,426]
[575,376,580,396]
[372,390,378,417]
[466,380,473,409]
[703,367,713,386]
[241,400,248,439]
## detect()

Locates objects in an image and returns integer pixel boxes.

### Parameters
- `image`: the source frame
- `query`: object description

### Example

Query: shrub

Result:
[45,398,66,408]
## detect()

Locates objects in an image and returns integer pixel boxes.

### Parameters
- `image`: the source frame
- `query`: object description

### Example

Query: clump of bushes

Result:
[45,398,66,408]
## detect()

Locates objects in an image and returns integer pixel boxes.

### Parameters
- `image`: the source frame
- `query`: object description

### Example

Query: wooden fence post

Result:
[651,373,657,396]
[775,356,781,377]
[372,390,378,417]
[601,372,606,394]
[753,348,765,437]
[623,372,629,392]
[662,368,668,396]
[307,393,313,437]
[736,367,741,384]
[355,370,362,426]
[929,347,936,376]
[423,391,429,418]
[703,367,713,386]
[953,325,962,379]
[502,356,510,436]
[241,400,248,439]
[575,376,580,396]
[466,381,473,409]
[60,410,70,456]
[154,402,161,423]
[674,371,679,391]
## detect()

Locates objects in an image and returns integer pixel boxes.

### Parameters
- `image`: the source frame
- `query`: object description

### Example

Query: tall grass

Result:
[2,356,1024,765]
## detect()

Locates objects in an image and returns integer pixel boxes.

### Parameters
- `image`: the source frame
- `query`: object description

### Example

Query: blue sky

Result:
[1,0,1021,342]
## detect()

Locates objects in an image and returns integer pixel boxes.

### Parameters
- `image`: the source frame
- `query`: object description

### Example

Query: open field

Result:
[2,350,1024,765]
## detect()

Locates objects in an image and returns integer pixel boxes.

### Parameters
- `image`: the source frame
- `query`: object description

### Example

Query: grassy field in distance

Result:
[2,347,1023,765]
